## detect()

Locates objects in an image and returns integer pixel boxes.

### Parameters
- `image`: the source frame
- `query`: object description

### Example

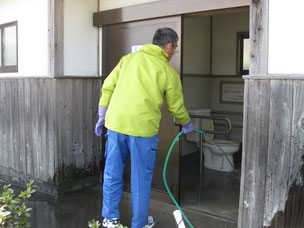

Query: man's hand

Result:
[95,106,107,136]
[182,120,194,134]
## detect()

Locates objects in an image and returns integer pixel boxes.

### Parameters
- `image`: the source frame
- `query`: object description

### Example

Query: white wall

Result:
[183,77,212,109]
[268,0,304,74]
[0,0,48,77]
[212,12,249,75]
[183,16,211,74]
[183,16,212,110]
[212,13,247,142]
[183,12,249,144]
[64,0,99,76]
[183,12,249,112]
[99,0,161,11]
[183,16,212,111]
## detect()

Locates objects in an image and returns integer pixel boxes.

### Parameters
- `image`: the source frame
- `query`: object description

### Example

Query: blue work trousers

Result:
[102,130,159,228]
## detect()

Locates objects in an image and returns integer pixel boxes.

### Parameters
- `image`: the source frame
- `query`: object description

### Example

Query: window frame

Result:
[0,21,18,73]
[236,31,249,76]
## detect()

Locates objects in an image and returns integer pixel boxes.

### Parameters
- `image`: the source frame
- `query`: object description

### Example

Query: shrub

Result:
[0,180,36,228]
[88,219,128,228]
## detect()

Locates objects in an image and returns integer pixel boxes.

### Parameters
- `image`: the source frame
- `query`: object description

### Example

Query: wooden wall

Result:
[0,78,102,194]
[239,79,304,227]
[238,1,304,227]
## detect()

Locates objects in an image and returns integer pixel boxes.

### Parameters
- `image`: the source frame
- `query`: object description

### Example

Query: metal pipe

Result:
[189,114,232,135]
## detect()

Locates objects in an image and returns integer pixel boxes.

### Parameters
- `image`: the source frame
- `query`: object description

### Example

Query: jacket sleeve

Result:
[98,58,123,107]
[165,70,190,125]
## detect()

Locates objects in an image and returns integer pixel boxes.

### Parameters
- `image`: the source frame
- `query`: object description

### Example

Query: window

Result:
[0,21,18,73]
[236,32,249,75]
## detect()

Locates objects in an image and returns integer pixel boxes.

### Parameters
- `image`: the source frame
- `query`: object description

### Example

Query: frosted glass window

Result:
[0,21,18,73]
[3,26,17,66]
[243,38,250,70]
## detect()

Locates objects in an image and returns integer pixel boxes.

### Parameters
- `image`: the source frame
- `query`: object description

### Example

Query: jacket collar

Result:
[139,44,168,62]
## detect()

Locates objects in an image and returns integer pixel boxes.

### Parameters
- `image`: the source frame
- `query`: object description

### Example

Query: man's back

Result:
[100,44,189,137]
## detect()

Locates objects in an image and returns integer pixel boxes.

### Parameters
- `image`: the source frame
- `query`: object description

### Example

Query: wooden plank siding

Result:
[239,79,304,228]
[0,78,102,194]
[265,80,304,228]
[239,79,271,227]
[48,0,64,77]
[239,0,304,227]
[249,0,269,76]
[263,80,293,227]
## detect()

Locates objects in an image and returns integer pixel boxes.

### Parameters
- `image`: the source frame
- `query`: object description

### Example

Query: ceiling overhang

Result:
[93,0,250,26]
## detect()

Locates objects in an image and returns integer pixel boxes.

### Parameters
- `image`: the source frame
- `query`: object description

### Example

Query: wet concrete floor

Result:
[180,151,241,221]
[1,181,237,228]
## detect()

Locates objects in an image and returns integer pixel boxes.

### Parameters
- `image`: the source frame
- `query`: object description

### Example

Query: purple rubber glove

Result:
[95,106,107,136]
[182,120,194,134]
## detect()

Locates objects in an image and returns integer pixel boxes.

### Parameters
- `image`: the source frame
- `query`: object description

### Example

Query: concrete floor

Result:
[1,149,241,228]
[180,151,241,222]
[1,180,237,228]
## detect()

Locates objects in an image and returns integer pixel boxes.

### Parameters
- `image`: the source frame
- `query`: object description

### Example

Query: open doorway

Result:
[179,10,249,221]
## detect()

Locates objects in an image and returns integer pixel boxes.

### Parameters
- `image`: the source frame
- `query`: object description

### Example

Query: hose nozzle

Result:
[173,210,186,228]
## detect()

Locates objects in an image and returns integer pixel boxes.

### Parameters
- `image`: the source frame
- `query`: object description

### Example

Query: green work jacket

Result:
[99,44,190,137]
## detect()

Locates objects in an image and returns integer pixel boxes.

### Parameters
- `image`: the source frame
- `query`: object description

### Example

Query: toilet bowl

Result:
[187,108,240,172]
[203,139,240,172]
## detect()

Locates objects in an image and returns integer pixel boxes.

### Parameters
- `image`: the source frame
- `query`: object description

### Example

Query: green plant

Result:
[88,219,128,228]
[88,219,101,228]
[0,180,37,228]
[0,205,11,226]
[117,224,128,228]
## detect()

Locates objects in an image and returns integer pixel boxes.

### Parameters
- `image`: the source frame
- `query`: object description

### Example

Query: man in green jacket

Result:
[95,27,193,228]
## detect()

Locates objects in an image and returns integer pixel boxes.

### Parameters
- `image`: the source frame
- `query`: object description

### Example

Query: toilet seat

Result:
[205,139,240,147]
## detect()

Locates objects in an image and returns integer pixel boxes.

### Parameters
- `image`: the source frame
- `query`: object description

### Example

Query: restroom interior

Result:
[180,10,249,221]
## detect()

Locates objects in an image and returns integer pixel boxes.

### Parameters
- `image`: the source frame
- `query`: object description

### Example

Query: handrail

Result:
[211,110,243,116]
[189,114,232,135]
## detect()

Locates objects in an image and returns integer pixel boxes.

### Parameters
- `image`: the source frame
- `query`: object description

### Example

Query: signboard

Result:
[220,81,244,104]
[131,45,143,53]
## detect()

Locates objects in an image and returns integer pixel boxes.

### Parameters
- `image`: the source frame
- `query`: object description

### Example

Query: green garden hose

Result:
[163,129,207,228]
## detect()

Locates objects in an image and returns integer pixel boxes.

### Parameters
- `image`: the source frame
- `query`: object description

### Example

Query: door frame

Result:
[98,3,249,215]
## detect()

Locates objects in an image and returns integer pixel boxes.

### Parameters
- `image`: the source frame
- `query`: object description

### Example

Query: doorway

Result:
[100,8,249,223]
[179,10,249,221]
